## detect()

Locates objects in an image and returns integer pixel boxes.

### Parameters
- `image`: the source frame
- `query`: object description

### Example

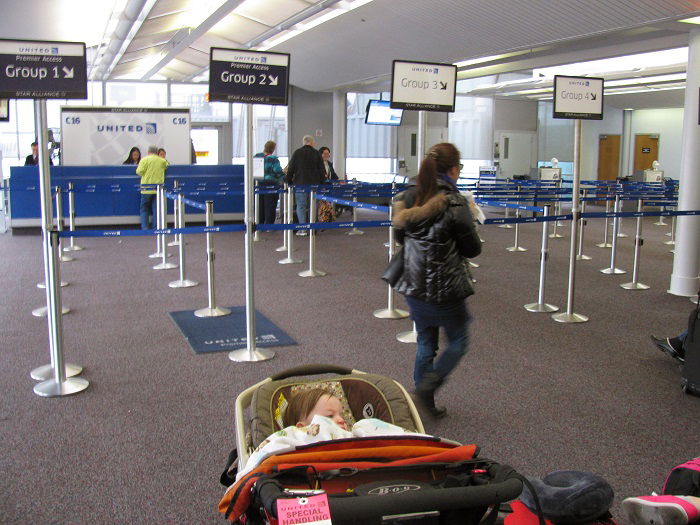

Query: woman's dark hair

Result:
[318,146,330,155]
[282,388,334,428]
[415,142,461,206]
[123,146,141,165]
[263,140,276,154]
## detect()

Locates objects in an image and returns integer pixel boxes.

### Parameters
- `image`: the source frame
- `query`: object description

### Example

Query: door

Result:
[633,134,659,172]
[496,131,535,178]
[597,135,620,181]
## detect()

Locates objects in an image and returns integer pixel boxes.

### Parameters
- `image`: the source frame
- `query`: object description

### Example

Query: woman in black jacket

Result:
[392,143,482,417]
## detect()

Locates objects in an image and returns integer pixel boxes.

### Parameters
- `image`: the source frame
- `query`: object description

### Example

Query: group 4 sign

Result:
[390,60,457,112]
[209,48,289,105]
[0,39,87,99]
[553,75,604,120]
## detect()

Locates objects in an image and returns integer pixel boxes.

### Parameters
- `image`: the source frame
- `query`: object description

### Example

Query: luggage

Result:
[681,290,700,396]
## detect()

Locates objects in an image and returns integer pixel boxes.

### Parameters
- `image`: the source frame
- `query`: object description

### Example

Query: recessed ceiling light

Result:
[679,16,700,24]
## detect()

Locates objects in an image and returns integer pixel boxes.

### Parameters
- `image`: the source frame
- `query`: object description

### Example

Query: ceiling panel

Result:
[235,0,314,26]
[127,30,181,53]
[121,45,166,65]
[191,33,244,53]
[140,12,190,35]
[176,46,210,65]
[149,0,189,18]
[209,12,270,43]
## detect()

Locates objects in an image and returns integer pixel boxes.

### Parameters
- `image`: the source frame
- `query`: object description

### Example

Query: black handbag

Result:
[381,247,404,287]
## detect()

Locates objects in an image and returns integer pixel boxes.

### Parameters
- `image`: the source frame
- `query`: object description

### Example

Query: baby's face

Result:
[303,395,347,430]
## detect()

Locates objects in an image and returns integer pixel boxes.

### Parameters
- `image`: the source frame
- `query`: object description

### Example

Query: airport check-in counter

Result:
[9,164,244,228]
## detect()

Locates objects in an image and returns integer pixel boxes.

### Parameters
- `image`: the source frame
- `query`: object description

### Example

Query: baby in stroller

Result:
[219,364,525,525]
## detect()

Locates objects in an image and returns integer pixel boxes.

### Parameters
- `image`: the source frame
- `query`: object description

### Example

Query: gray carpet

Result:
[1,208,698,524]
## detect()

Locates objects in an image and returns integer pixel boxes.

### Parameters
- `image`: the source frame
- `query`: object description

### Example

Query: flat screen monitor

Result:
[365,99,403,126]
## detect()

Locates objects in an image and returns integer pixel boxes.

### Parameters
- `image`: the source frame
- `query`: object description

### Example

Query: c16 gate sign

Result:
[553,75,604,120]
[0,39,87,99]
[209,48,289,105]
[390,60,457,112]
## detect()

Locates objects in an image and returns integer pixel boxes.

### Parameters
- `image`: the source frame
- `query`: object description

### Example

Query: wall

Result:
[288,86,334,152]
[494,99,538,132]
[538,101,574,163]
[398,111,448,175]
[630,107,684,178]
[580,105,623,180]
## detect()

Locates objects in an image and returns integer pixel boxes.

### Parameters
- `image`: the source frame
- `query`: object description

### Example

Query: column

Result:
[332,91,346,178]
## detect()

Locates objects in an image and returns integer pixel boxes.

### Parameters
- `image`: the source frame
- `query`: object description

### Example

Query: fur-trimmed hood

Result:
[392,192,449,229]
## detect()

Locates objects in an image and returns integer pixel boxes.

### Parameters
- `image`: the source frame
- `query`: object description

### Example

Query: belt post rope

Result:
[194,201,231,318]
[620,198,650,291]
[168,193,199,289]
[525,205,559,314]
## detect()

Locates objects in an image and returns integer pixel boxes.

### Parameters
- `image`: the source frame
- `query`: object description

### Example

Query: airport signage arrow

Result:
[209,48,289,105]
[553,75,604,120]
[0,39,87,99]
[390,60,457,112]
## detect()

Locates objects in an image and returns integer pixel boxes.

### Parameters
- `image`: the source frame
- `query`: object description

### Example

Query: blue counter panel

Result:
[9,165,244,223]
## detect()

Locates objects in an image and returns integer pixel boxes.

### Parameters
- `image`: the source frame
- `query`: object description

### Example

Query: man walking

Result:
[285,135,324,235]
[136,145,168,229]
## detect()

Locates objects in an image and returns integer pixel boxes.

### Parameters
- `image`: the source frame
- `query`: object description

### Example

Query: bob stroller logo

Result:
[367,484,422,496]
[146,123,157,134]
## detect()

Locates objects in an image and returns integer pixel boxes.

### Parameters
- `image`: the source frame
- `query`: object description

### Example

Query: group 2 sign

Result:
[209,48,289,105]
[0,39,87,99]
[553,75,604,120]
[390,60,457,112]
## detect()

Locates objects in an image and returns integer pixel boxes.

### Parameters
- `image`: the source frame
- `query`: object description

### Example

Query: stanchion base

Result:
[148,252,173,259]
[279,257,302,265]
[621,281,650,290]
[32,306,70,317]
[33,376,89,397]
[576,254,592,260]
[469,261,480,268]
[691,297,699,305]
[600,267,626,275]
[670,249,675,254]
[169,279,199,288]
[167,240,180,247]
[396,330,417,343]
[63,245,83,252]
[373,308,409,319]
[506,246,527,252]
[665,231,673,237]
[548,233,564,239]
[347,229,364,236]
[654,220,667,226]
[664,240,675,246]
[30,363,83,381]
[498,224,513,229]
[298,269,327,277]
[37,281,68,289]
[194,306,231,318]
[552,312,589,323]
[59,254,74,262]
[596,242,613,248]
[617,233,628,238]
[228,346,275,362]
[153,262,178,270]
[275,245,288,252]
[524,302,559,313]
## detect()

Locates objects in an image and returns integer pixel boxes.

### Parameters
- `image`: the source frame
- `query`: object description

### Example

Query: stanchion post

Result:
[525,206,558,313]
[621,199,649,290]
[64,181,83,252]
[600,195,626,275]
[347,178,364,235]
[373,204,409,319]
[148,184,162,258]
[596,197,613,248]
[194,201,231,318]
[576,188,591,260]
[664,215,676,245]
[507,185,526,252]
[299,190,326,277]
[54,187,73,262]
[397,322,418,343]
[275,184,288,252]
[169,193,198,288]
[254,180,261,242]
[153,185,177,270]
[279,185,301,264]
[168,180,180,247]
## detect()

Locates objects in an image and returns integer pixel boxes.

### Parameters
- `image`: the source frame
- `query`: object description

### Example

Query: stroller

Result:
[219,364,528,525]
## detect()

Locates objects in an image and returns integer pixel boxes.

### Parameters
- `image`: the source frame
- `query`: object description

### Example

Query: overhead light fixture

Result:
[605,73,687,88]
[679,16,700,24]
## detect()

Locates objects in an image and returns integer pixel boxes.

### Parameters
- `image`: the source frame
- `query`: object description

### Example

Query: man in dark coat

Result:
[285,135,324,234]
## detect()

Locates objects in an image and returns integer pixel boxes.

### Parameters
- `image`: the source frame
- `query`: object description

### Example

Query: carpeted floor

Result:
[1,207,698,524]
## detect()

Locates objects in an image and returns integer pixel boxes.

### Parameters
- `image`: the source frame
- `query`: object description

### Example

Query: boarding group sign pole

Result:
[551,75,604,324]
[0,39,89,396]
[208,47,290,363]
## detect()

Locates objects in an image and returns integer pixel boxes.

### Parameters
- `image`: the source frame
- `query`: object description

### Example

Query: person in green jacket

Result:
[136,145,168,229]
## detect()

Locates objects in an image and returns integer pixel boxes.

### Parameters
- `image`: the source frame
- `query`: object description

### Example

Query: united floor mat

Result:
[169,306,297,354]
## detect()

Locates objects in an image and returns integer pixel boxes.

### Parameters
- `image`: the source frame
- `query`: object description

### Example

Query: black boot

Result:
[416,372,447,418]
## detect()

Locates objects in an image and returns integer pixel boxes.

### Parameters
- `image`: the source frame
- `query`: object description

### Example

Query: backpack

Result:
[681,290,700,396]
[662,458,700,497]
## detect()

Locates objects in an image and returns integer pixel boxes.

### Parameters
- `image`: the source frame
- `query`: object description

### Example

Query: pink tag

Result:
[276,494,333,525]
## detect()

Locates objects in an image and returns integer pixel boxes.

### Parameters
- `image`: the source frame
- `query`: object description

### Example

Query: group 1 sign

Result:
[390,60,457,112]
[0,39,87,99]
[209,48,289,106]
[553,75,604,120]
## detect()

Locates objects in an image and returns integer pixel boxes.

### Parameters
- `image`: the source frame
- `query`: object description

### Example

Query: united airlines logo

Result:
[146,123,157,134]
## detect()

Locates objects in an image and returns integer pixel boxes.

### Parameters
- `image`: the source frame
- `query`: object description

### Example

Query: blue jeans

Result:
[407,297,471,388]
[295,191,308,223]
[140,193,157,230]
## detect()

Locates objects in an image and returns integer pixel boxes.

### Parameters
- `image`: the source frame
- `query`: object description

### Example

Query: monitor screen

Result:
[365,99,403,126]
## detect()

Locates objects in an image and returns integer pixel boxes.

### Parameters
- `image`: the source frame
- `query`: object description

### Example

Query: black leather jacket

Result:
[392,179,481,303]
